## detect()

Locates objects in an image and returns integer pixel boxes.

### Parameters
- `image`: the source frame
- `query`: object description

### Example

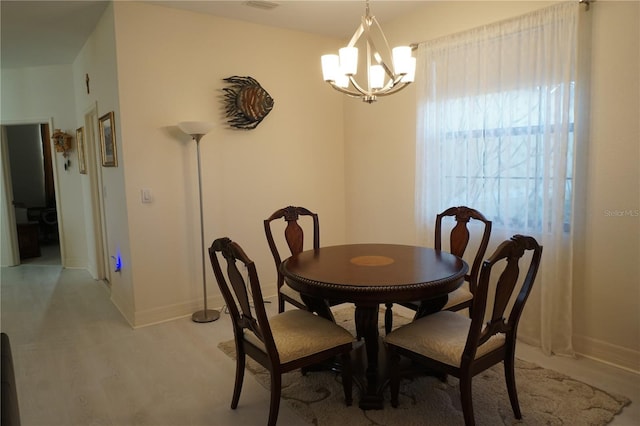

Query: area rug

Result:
[218,308,630,425]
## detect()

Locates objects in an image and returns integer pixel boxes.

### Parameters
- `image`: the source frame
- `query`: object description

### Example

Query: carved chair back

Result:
[264,206,320,312]
[209,237,278,362]
[435,206,492,295]
[464,234,543,365]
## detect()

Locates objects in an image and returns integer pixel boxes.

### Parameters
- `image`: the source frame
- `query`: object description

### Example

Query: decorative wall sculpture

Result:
[51,129,72,171]
[222,76,274,130]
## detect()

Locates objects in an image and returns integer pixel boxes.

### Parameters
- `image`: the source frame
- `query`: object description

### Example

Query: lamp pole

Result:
[178,121,220,323]
[191,133,219,323]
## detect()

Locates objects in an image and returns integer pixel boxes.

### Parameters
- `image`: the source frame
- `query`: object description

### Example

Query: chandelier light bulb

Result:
[370,65,385,89]
[321,54,340,81]
[392,46,412,75]
[335,73,350,88]
[339,47,359,76]
[401,57,417,83]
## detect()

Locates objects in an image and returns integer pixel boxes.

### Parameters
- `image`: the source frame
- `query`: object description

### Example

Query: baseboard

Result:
[129,290,281,328]
[573,333,640,373]
[132,295,226,328]
[61,256,87,268]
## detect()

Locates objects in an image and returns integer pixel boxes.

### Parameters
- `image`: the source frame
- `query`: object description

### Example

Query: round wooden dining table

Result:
[280,243,468,409]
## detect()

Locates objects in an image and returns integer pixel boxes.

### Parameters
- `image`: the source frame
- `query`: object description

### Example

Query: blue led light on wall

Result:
[111,253,122,272]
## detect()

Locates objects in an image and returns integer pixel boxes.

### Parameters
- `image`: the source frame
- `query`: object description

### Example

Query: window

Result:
[433,83,574,233]
[414,1,581,355]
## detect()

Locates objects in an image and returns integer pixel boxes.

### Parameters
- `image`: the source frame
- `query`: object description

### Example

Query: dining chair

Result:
[385,206,492,333]
[209,237,354,426]
[385,234,543,426]
[264,205,345,316]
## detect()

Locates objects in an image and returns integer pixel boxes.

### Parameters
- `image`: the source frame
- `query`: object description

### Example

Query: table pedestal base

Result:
[301,294,451,410]
[351,337,388,410]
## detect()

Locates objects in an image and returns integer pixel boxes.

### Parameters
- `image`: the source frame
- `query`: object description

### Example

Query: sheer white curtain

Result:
[415,2,580,356]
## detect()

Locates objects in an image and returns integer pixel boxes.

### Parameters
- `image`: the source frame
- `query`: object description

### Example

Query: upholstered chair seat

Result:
[442,285,474,311]
[278,282,305,309]
[385,311,505,367]
[243,309,354,364]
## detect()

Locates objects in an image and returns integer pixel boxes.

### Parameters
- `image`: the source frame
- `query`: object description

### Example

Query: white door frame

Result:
[0,126,20,266]
[84,104,109,282]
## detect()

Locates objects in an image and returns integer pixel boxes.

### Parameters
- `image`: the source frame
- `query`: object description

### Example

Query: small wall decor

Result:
[51,129,72,170]
[222,76,274,130]
[99,111,117,167]
[76,127,87,174]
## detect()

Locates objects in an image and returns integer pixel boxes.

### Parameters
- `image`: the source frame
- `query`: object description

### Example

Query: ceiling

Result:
[0,1,428,69]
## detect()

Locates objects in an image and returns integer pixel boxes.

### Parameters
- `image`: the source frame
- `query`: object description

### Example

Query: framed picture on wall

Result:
[99,111,117,167]
[76,127,87,174]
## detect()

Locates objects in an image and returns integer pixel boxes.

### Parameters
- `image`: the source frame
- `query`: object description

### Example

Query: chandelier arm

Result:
[361,16,394,79]
[377,57,395,80]
[347,23,365,48]
[369,70,406,94]
[327,81,366,98]
[389,73,407,88]
[373,81,411,97]
[364,37,393,84]
[369,16,396,79]
[374,73,404,93]
[348,75,372,97]
[366,34,373,93]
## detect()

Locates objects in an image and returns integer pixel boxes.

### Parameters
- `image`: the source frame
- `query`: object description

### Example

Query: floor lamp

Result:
[178,121,220,323]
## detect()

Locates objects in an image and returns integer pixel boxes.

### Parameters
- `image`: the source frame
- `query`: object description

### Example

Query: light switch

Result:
[141,188,153,203]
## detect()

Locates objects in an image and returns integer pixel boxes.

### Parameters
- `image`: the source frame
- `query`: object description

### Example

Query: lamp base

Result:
[192,309,220,323]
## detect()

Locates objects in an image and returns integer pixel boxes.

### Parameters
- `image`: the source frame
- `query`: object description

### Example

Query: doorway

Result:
[4,123,61,265]
[1,112,108,279]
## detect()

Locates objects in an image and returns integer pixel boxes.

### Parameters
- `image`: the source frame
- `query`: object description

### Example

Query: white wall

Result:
[1,65,88,268]
[344,1,639,371]
[573,0,639,370]
[108,2,347,326]
[72,2,134,323]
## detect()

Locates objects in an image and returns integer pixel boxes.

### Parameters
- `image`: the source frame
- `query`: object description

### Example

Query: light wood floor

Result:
[1,265,638,425]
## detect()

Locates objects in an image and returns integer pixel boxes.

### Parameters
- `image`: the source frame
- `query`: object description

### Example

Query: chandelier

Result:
[321,0,416,103]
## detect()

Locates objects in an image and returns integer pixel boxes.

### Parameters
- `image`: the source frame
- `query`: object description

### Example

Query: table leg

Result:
[413,295,448,320]
[300,294,335,322]
[300,297,391,409]
[354,303,385,409]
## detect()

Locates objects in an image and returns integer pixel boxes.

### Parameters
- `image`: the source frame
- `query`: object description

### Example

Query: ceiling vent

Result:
[244,1,280,11]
